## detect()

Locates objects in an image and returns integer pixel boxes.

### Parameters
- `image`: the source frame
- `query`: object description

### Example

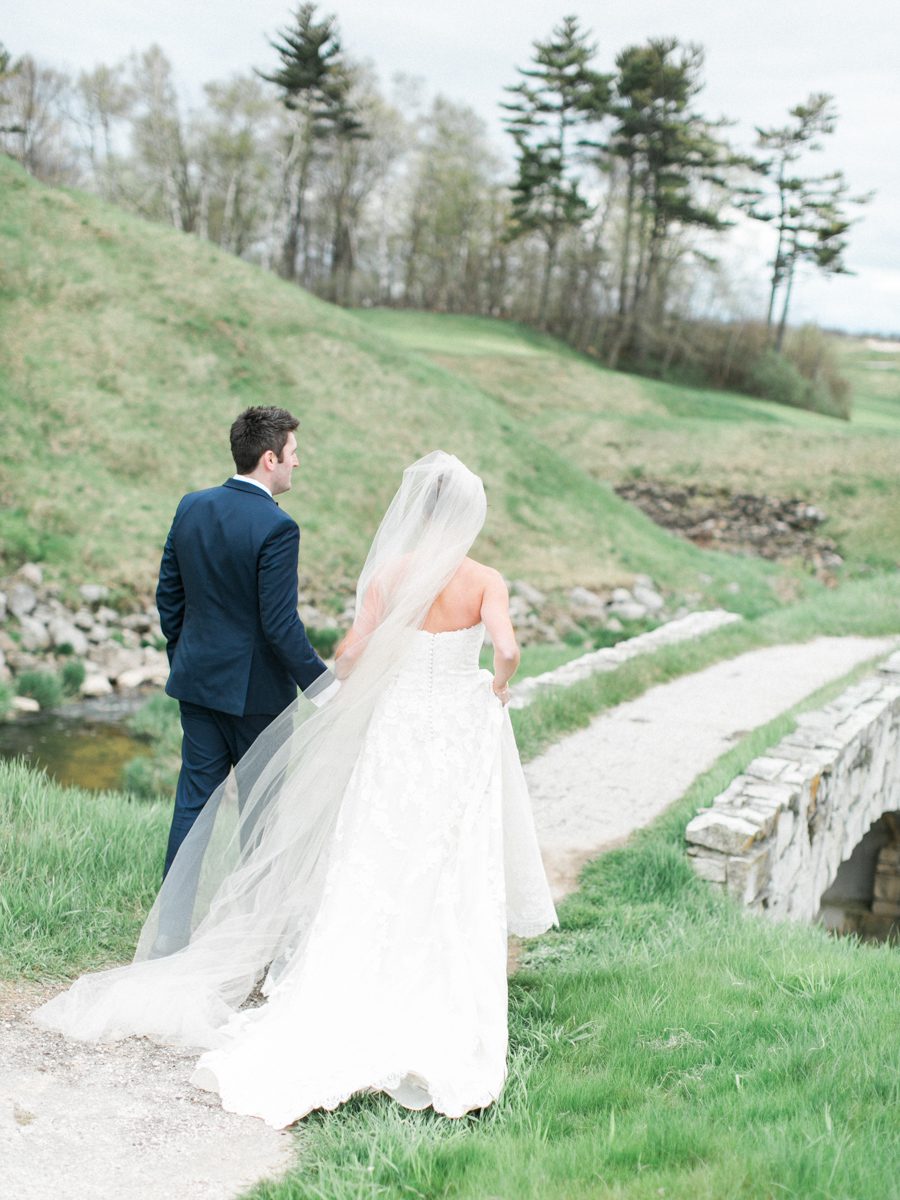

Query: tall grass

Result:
[0,758,168,977]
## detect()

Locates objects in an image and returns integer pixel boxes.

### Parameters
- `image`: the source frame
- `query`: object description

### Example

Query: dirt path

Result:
[3,633,896,1199]
[0,981,291,1200]
[526,634,900,900]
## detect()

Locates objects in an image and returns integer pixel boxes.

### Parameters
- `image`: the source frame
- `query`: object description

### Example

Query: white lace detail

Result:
[191,623,556,1126]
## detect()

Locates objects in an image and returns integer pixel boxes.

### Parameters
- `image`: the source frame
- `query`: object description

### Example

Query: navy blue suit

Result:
[156,478,328,877]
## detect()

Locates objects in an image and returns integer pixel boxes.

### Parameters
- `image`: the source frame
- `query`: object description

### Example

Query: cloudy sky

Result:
[10,1,900,333]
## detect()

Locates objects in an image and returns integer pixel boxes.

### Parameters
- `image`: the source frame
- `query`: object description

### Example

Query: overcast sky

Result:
[9,1,900,333]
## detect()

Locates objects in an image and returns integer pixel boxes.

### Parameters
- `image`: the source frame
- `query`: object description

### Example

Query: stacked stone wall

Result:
[685,651,900,924]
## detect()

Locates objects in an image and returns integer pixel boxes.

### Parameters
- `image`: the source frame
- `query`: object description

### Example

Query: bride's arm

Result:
[334,580,383,677]
[480,570,520,704]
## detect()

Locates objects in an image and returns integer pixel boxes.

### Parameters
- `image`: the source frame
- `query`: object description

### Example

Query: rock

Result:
[685,810,761,855]
[140,648,170,684]
[73,609,95,631]
[47,618,89,657]
[6,650,41,673]
[120,629,141,649]
[12,695,40,714]
[17,563,43,586]
[608,600,648,621]
[605,616,624,633]
[18,614,50,651]
[116,667,151,691]
[88,644,144,679]
[725,581,741,595]
[632,584,665,612]
[610,587,633,604]
[0,591,6,622]
[8,584,38,619]
[88,624,109,643]
[80,673,113,698]
[569,587,607,617]
[121,613,152,633]
[509,580,546,607]
[96,605,119,625]
[143,621,164,645]
[725,846,771,904]
[686,851,727,884]
[79,584,110,605]
[508,595,534,622]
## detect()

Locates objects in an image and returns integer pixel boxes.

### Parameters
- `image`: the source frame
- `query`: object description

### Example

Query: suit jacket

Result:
[155,478,327,716]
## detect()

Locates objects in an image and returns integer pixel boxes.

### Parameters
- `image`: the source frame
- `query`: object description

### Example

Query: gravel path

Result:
[0,982,291,1200]
[526,634,900,899]
[3,632,896,1198]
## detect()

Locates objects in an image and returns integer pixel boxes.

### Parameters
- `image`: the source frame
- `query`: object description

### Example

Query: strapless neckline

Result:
[416,623,484,638]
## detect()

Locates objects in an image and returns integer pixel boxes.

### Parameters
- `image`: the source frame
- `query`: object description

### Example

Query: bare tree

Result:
[0,53,77,183]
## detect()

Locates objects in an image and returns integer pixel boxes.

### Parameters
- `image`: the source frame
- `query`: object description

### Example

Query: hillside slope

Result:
[353,310,900,575]
[0,159,795,612]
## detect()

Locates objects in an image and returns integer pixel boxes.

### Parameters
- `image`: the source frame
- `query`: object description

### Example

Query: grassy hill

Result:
[1,156,896,617]
[353,310,900,575]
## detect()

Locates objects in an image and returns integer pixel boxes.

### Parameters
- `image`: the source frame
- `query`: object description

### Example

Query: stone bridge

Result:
[685,650,900,940]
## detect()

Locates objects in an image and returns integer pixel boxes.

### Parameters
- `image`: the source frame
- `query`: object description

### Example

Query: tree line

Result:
[0,9,870,416]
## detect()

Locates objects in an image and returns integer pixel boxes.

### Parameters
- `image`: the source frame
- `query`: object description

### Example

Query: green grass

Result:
[240,664,900,1200]
[355,309,900,576]
[0,156,787,611]
[7,153,889,622]
[3,588,898,1196]
[0,758,168,977]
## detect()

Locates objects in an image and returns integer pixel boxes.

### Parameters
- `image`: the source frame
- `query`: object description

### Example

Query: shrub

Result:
[122,693,181,800]
[784,324,852,419]
[16,670,63,710]
[127,692,180,747]
[749,349,813,410]
[307,626,341,659]
[60,660,86,695]
[121,752,180,801]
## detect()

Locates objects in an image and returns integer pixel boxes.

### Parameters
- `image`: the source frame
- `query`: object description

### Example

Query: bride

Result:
[33,451,558,1128]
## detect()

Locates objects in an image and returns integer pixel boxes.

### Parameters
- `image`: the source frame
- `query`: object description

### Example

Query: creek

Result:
[0,695,150,791]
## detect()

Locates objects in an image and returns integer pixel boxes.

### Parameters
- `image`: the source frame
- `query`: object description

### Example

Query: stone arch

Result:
[685,652,900,930]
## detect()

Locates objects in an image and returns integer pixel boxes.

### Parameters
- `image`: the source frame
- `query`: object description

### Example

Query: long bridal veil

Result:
[33,451,556,1050]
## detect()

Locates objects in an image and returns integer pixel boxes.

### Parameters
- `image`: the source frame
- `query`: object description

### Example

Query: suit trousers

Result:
[162,701,277,878]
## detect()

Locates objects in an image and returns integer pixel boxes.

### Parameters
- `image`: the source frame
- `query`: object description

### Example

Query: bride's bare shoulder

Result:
[461,558,505,589]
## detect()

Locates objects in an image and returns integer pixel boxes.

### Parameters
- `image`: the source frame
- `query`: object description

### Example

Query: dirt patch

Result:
[615,478,843,577]
[1,980,292,1200]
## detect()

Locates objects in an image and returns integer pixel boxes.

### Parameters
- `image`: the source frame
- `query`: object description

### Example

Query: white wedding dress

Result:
[35,623,557,1128]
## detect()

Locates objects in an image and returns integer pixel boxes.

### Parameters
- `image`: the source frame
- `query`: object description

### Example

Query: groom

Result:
[156,405,336,878]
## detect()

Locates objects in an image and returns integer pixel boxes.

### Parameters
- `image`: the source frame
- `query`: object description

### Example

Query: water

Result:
[0,696,150,791]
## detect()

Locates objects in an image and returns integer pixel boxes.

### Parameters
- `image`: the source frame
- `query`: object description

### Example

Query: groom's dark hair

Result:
[230,406,299,473]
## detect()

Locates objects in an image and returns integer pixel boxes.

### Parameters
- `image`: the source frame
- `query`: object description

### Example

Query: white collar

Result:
[232,474,272,498]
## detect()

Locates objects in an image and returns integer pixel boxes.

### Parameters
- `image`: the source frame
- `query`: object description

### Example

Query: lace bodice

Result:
[400,623,485,678]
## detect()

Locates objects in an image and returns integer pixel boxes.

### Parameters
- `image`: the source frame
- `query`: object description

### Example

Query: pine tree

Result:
[502,15,611,328]
[607,38,736,367]
[259,4,365,281]
[740,94,870,349]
